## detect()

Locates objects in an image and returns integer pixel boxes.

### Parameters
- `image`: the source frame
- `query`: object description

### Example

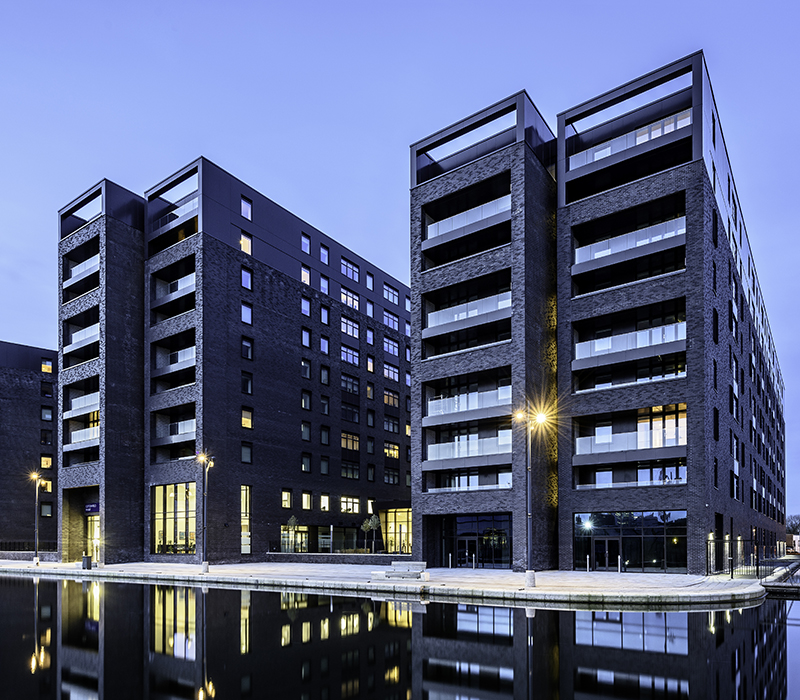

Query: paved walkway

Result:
[0,558,787,609]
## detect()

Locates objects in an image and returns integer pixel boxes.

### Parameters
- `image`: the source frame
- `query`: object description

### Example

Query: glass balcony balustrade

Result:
[427,431,512,461]
[156,273,195,300]
[427,291,511,328]
[67,254,100,280]
[575,322,685,360]
[426,194,511,240]
[167,419,196,437]
[68,323,100,346]
[574,217,686,264]
[427,386,512,416]
[70,426,100,443]
[156,347,196,370]
[575,476,687,490]
[151,196,199,232]
[69,392,100,412]
[569,110,692,170]
[575,427,687,455]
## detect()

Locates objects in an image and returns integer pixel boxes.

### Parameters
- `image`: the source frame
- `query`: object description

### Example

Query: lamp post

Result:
[516,410,548,587]
[198,453,215,574]
[30,472,41,566]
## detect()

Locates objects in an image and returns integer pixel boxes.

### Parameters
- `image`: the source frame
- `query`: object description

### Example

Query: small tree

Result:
[787,515,800,536]
[361,519,372,553]
[369,515,381,553]
[287,515,298,553]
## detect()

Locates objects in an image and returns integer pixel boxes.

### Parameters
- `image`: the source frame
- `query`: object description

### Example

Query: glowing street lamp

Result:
[30,472,41,566]
[197,453,215,573]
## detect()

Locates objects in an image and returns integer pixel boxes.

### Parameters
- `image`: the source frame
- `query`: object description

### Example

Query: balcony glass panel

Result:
[427,291,511,328]
[426,482,513,493]
[70,392,100,412]
[427,195,511,240]
[157,347,196,369]
[151,196,199,232]
[569,110,692,170]
[575,322,685,360]
[575,477,687,490]
[427,431,512,460]
[69,324,100,345]
[156,273,196,300]
[168,419,196,437]
[70,426,100,443]
[67,254,100,280]
[427,386,512,416]
[574,217,686,264]
[575,427,687,455]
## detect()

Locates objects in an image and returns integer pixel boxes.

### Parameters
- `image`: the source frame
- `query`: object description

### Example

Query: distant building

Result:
[57,157,411,564]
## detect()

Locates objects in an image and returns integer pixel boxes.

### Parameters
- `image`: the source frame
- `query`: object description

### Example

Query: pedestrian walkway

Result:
[0,558,775,609]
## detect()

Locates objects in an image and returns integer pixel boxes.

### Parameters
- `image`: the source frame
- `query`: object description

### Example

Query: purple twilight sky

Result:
[0,0,797,514]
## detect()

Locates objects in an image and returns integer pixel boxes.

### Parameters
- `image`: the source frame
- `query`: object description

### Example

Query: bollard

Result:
[586,555,590,572]
[618,555,621,573]
[448,553,452,569]
[473,553,476,570]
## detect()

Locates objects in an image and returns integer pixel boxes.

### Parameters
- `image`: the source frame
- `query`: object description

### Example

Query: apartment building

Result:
[410,51,785,574]
[0,341,59,557]
[57,157,411,565]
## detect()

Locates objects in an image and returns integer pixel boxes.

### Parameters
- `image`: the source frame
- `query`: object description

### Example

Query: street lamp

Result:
[30,472,41,566]
[198,453,215,574]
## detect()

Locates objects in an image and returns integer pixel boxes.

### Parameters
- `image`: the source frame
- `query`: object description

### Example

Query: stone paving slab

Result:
[0,558,772,610]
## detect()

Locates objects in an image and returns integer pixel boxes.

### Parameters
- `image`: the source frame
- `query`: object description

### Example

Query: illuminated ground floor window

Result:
[151,483,196,555]
[440,513,511,569]
[379,508,412,554]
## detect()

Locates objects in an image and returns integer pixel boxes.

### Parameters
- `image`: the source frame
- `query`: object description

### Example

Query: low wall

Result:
[262,552,411,565]
[0,551,60,562]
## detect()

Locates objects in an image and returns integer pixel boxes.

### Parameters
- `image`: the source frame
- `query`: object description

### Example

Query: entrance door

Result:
[457,537,477,568]
[594,538,620,571]
[86,515,100,561]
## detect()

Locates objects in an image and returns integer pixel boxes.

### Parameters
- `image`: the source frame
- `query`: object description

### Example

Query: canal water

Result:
[3,576,797,699]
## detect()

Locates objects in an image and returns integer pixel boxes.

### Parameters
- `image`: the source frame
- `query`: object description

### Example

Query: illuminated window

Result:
[321,494,330,511]
[384,363,399,382]
[384,389,399,407]
[301,297,310,316]
[302,621,312,643]
[320,336,329,355]
[383,284,399,305]
[321,305,329,324]
[320,275,329,295]
[240,590,251,652]
[383,310,399,331]
[301,233,311,254]
[320,244,329,265]
[241,266,252,289]
[302,492,312,510]
[341,258,359,283]
[241,407,253,429]
[41,358,53,373]
[40,455,52,469]
[301,265,311,285]
[241,302,253,324]
[281,624,291,647]
[383,337,399,356]
[367,356,374,373]
[240,231,252,254]
[368,499,375,515]
[320,618,330,640]
[150,485,197,555]
[340,612,360,636]
[39,478,53,493]
[301,328,310,347]
[281,490,292,508]
[241,196,252,220]
[384,442,399,459]
[341,287,359,310]
[341,317,359,338]
[340,496,359,514]
[341,432,360,451]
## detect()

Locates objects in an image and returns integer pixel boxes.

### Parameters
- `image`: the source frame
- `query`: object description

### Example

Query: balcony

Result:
[63,392,100,420]
[426,195,511,241]
[428,386,512,416]
[427,432,512,461]
[165,419,196,438]
[155,272,196,301]
[425,482,512,494]
[69,426,100,444]
[569,110,692,171]
[427,291,511,329]
[574,322,685,364]
[151,196,199,234]
[575,477,686,490]
[575,427,687,456]
[574,217,686,265]
[154,346,196,371]
[65,254,100,282]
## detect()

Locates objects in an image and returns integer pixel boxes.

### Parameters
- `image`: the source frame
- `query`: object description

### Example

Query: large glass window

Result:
[241,486,251,554]
[341,287,359,310]
[151,483,197,555]
[341,258,359,283]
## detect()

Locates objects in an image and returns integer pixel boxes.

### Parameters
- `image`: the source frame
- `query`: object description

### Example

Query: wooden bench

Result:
[372,561,429,581]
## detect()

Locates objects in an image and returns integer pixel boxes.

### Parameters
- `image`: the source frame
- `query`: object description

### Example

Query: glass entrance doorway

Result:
[86,515,100,561]
[457,537,477,567]
[593,538,620,571]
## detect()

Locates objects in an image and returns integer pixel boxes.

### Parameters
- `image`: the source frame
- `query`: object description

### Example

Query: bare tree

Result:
[786,514,800,536]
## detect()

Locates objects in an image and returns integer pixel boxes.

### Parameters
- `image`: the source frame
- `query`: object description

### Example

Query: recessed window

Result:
[340,496,359,514]
[341,461,359,479]
[383,310,399,331]
[341,317,359,338]
[301,390,311,410]
[384,416,399,433]
[406,371,411,387]
[367,409,375,427]
[368,499,375,514]
[302,492,312,510]
[320,306,329,324]
[41,406,53,422]
[241,196,252,220]
[39,478,53,493]
[242,407,253,429]
[383,338,399,356]
[242,371,253,394]
[321,494,330,511]
[366,301,374,318]
[384,389,399,407]
[301,328,311,347]
[301,358,311,379]
[41,382,53,398]
[320,426,330,445]
[40,430,52,446]
[240,231,252,255]
[320,244,329,265]
[367,437,375,454]
[384,467,399,485]
[40,455,53,469]
[301,421,311,441]
[241,302,253,324]
[405,346,410,362]
[383,284,399,305]
[366,329,374,345]
[320,276,329,295]
[341,287,359,311]
[342,403,359,424]
[366,272,374,291]
[301,265,311,286]
[320,365,329,385]
[320,336,329,355]
[384,441,399,459]
[384,363,399,382]
[242,442,253,463]
[341,258,359,283]
[321,395,330,415]
[404,321,411,336]
[366,383,374,400]
[301,453,311,472]
[366,355,375,373]
[321,457,329,475]
[368,464,375,481]
[301,233,311,254]
[241,266,252,290]
[41,358,53,374]
[341,345,359,366]
[301,297,311,316]
[341,431,360,451]
[341,374,359,394]
[281,490,292,508]
[242,336,254,359]
[40,503,53,518]
[405,296,411,312]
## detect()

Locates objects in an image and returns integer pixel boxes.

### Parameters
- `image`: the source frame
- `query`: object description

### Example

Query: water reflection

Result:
[0,577,794,699]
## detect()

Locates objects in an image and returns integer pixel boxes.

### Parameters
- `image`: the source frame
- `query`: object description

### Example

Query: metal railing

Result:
[706,539,783,579]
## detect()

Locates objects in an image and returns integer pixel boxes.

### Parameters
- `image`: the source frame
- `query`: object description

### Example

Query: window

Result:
[368,464,375,481]
[341,317,359,338]
[40,503,53,518]
[367,437,375,454]
[301,297,311,316]
[321,306,329,324]
[241,442,253,463]
[405,321,411,336]
[301,359,311,379]
[241,196,252,220]
[341,432,360,451]
[713,308,719,344]
[301,454,311,472]
[366,329,374,345]
[242,407,253,429]
[40,455,52,470]
[366,300,374,318]
[240,231,252,255]
[241,302,253,324]
[367,356,374,373]
[341,374,359,394]
[405,346,410,362]
[241,266,252,290]
[320,244,329,265]
[405,296,411,312]
[41,358,53,373]
[301,265,311,286]
[241,486,251,555]
[366,383,374,400]
[320,365,329,385]
[405,372,411,387]
[321,457,329,475]
[342,403,359,424]
[341,258,359,282]
[341,287,359,310]
[384,416,399,433]
[383,337,399,356]
[341,345,359,366]
[367,409,375,427]
[320,275,329,295]
[384,442,399,459]
[384,389,399,407]
[366,272,374,290]
[406,422,411,437]
[321,426,330,445]
[321,494,330,511]
[383,310,399,331]
[38,478,53,493]
[301,421,311,441]
[41,406,53,422]
[301,233,311,254]
[41,382,53,398]
[40,430,52,445]
[341,462,360,479]
[383,284,399,305]
[406,471,411,486]
[282,490,292,508]
[302,492,312,510]
[368,499,375,515]
[384,467,399,485]
[384,363,399,382]
[242,371,253,394]
[302,328,311,347]
[320,395,329,415]
[320,336,329,355]
[340,496,360,514]
[242,336,254,359]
